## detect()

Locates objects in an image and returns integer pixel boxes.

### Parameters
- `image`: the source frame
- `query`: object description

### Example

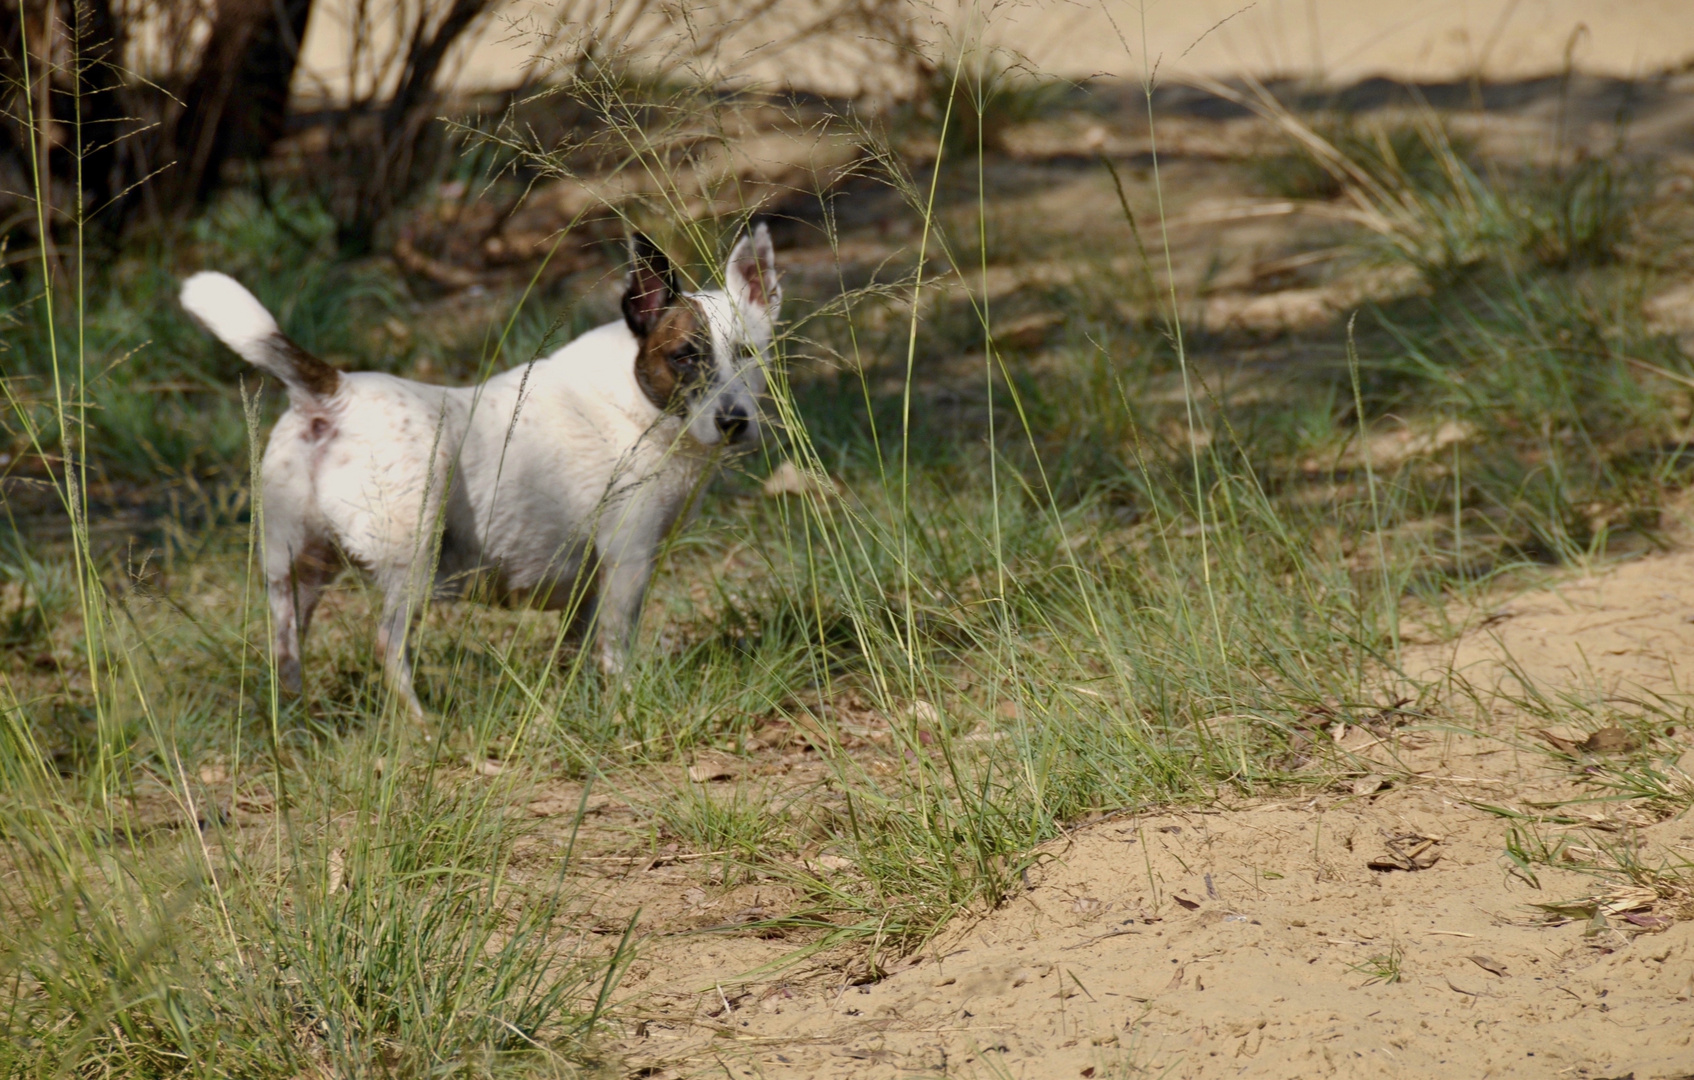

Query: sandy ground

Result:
[529,545,1694,1079]
[284,0,1694,103]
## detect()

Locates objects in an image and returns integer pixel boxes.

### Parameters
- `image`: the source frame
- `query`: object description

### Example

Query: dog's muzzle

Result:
[715,406,751,443]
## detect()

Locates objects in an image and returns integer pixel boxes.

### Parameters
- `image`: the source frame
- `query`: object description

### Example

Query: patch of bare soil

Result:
[558,552,1694,1079]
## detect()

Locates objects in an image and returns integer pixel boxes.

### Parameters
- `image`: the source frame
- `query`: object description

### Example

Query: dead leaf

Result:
[473,758,504,777]
[688,761,738,783]
[1165,965,1186,991]
[1581,726,1640,754]
[1601,885,1659,914]
[1532,898,1599,919]
[1445,975,1482,997]
[234,790,275,813]
[327,848,346,894]
[1468,955,1507,977]
[1534,728,1582,753]
[1359,698,1417,734]
[1623,912,1674,930]
[1350,774,1389,796]
[1367,832,1441,872]
[1157,825,1182,835]
[1172,893,1201,911]
[1479,607,1515,627]
[645,842,681,870]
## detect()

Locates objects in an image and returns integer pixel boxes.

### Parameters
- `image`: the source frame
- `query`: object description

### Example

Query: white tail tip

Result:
[180,271,279,354]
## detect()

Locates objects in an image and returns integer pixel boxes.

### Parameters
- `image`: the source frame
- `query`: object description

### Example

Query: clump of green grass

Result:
[0,716,624,1076]
[907,54,1073,156]
[1218,80,1652,281]
[1348,942,1403,985]
[1369,268,1685,561]
[1514,154,1644,270]
[1253,113,1472,202]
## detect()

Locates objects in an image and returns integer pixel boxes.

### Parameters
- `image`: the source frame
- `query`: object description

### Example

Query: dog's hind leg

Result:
[267,539,340,696]
[268,569,305,697]
[263,460,336,696]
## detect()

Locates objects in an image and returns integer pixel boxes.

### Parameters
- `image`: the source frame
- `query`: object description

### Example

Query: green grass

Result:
[1347,942,1404,986]
[4,30,1694,1077]
[1252,113,1474,203]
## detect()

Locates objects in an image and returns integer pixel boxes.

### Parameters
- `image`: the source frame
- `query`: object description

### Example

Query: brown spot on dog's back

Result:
[635,299,705,412]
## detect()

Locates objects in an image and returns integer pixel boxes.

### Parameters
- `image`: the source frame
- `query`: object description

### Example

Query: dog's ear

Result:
[623,233,680,337]
[726,221,780,317]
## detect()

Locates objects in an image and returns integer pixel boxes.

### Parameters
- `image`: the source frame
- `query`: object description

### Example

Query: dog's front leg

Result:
[591,521,660,674]
[375,592,428,724]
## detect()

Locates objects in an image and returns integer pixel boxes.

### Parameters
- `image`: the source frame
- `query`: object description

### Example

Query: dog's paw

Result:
[596,646,626,677]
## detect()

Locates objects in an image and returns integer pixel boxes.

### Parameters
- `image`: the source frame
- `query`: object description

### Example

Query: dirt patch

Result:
[585,553,1694,1079]
[1405,540,1694,700]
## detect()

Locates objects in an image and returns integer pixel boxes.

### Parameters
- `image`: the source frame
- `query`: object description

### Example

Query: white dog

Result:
[181,226,780,720]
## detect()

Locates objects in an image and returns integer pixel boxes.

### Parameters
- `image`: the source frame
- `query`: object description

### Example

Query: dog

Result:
[181,226,780,720]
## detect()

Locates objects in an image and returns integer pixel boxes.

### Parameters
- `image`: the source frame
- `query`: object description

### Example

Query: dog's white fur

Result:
[182,227,780,720]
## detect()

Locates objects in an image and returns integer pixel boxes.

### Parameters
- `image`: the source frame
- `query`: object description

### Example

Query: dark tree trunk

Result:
[0,3,21,184]
[172,0,314,207]
[335,0,491,252]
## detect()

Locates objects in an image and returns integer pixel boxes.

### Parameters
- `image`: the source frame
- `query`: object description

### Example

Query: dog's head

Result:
[621,224,780,448]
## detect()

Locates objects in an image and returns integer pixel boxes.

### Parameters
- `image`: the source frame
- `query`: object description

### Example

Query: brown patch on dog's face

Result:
[622,234,714,413]
[633,298,710,412]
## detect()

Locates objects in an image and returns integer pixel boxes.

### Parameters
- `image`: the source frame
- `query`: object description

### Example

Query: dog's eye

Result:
[670,346,704,372]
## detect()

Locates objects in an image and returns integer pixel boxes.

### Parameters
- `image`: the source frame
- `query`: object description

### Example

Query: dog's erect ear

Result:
[623,233,680,337]
[726,222,780,317]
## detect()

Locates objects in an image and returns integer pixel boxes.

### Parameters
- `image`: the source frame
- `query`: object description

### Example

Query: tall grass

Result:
[0,19,626,1079]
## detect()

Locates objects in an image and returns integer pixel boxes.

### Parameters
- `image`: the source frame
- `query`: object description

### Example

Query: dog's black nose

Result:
[715,407,750,442]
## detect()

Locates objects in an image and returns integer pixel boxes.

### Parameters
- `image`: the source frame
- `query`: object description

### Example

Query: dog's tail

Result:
[180,272,341,401]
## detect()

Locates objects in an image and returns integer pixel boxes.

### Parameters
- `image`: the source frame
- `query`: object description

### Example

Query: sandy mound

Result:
[597,551,1694,1079]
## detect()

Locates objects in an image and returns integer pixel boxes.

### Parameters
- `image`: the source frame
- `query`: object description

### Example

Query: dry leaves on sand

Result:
[1350,774,1391,797]
[1468,954,1508,977]
[687,756,740,783]
[1534,725,1642,755]
[1366,832,1441,871]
